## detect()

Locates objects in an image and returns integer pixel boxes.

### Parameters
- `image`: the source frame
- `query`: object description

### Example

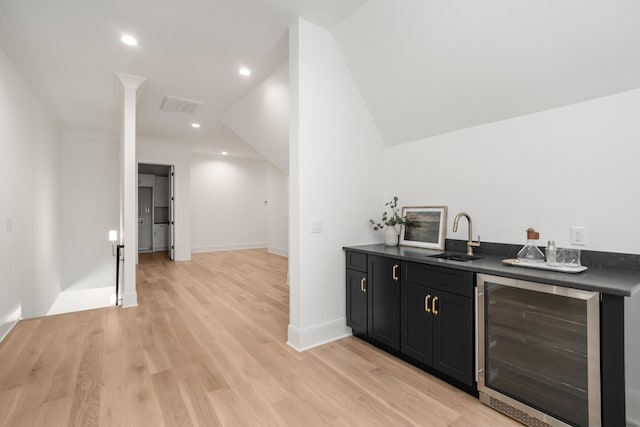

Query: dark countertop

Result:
[344,244,640,297]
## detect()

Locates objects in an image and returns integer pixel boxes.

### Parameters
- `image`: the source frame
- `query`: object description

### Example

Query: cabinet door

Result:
[346,269,367,333]
[153,225,168,251]
[401,282,433,366]
[367,256,400,350]
[154,177,169,207]
[432,291,474,386]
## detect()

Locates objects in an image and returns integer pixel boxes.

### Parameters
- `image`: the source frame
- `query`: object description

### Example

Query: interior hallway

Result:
[0,249,518,426]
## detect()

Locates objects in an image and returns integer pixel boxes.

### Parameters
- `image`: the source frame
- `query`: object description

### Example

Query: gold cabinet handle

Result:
[425,295,431,313]
[360,277,367,293]
[392,264,399,282]
[432,296,439,315]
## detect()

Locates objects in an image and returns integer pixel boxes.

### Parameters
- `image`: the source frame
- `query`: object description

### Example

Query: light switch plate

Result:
[311,219,323,233]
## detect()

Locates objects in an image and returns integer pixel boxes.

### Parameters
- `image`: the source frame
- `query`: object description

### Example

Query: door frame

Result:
[136,161,176,262]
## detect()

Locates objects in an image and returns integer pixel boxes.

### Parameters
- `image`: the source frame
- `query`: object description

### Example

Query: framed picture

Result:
[400,206,447,250]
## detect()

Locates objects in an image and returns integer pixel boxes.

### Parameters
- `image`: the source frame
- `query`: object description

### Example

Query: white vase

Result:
[384,227,399,246]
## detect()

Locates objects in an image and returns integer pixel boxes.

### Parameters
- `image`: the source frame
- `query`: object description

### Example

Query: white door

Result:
[169,166,175,260]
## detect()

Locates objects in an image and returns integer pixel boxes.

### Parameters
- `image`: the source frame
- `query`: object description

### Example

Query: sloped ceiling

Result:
[0,0,366,157]
[332,0,640,145]
[222,62,289,173]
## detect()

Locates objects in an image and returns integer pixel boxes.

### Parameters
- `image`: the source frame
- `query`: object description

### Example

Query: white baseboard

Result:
[175,251,192,261]
[122,292,138,308]
[287,318,351,352]
[48,286,115,316]
[0,305,22,344]
[628,388,640,426]
[191,242,268,254]
[268,247,288,257]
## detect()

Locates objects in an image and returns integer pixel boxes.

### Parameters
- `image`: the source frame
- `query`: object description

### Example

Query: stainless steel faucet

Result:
[453,212,481,256]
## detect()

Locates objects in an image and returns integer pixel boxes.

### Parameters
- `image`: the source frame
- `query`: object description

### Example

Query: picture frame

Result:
[399,206,447,250]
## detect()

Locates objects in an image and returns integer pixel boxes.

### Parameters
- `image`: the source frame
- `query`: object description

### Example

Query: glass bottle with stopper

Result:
[517,227,545,263]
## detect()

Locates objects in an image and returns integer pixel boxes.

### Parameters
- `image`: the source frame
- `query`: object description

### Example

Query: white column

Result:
[115,73,146,308]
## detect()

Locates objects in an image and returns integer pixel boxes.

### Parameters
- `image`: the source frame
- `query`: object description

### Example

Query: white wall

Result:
[0,46,28,336]
[190,154,269,252]
[28,94,61,318]
[59,131,118,291]
[384,89,640,425]
[138,139,287,259]
[386,89,640,253]
[0,46,60,331]
[288,19,384,350]
[137,137,192,261]
[267,165,288,257]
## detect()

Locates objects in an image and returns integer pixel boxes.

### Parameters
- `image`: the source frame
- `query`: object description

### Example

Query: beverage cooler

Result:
[476,274,601,427]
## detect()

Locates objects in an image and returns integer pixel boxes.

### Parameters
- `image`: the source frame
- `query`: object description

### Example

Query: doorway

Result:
[138,163,175,260]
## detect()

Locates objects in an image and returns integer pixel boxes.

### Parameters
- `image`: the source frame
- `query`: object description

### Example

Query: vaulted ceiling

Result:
[333,0,640,145]
[0,0,365,158]
[1,0,639,160]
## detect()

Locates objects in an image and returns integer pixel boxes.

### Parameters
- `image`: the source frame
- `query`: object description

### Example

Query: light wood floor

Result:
[0,249,519,426]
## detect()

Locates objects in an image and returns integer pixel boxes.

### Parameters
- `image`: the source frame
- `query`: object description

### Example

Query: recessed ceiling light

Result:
[221,151,228,156]
[191,123,201,128]
[238,67,251,76]
[120,35,138,46]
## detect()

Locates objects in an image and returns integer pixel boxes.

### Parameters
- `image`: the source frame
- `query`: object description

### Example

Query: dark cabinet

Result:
[367,255,401,350]
[346,252,368,333]
[401,282,433,364]
[431,291,473,384]
[346,268,367,332]
[401,262,474,386]
[345,251,474,390]
[345,252,401,350]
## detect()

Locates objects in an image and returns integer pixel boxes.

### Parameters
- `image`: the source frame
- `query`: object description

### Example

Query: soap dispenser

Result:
[517,227,545,263]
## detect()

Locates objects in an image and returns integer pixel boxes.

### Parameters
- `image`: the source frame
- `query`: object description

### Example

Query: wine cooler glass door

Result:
[477,274,600,427]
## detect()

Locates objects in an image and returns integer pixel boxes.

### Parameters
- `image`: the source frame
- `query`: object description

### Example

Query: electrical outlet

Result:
[570,226,586,246]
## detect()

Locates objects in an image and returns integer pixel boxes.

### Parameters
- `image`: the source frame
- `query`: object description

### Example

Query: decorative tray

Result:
[501,259,587,274]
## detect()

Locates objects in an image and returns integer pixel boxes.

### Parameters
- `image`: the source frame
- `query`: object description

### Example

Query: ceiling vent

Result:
[159,95,204,114]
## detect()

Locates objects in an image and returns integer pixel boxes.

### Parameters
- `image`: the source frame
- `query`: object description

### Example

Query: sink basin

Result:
[429,252,482,262]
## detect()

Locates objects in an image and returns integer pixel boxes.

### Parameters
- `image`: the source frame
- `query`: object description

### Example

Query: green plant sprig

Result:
[369,196,411,231]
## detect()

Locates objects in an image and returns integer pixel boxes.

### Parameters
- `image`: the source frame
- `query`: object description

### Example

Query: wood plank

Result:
[150,370,192,427]
[34,397,73,427]
[68,325,105,426]
[0,387,22,425]
[99,350,128,427]
[0,249,520,427]
[43,319,89,402]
